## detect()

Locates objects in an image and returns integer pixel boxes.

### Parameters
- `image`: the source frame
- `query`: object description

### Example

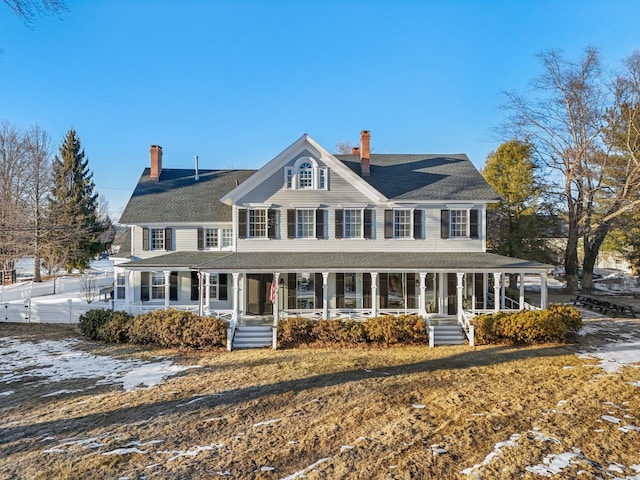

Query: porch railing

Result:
[459,310,476,347]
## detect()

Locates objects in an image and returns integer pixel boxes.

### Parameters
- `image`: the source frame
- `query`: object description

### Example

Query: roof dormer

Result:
[284,156,328,190]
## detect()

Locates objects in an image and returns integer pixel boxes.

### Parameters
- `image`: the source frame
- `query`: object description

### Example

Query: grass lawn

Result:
[1,320,639,479]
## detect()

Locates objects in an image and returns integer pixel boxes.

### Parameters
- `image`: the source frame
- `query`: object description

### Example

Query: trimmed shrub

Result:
[127,309,227,349]
[78,309,112,340]
[277,317,315,348]
[98,311,134,343]
[472,306,582,345]
[277,314,427,348]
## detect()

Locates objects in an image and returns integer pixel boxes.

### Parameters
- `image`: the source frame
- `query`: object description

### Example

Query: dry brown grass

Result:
[1,320,639,479]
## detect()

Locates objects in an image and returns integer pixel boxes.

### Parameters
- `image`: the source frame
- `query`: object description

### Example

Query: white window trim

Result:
[450,209,470,239]
[343,208,364,240]
[202,226,234,251]
[209,273,220,301]
[296,208,316,239]
[150,228,165,250]
[283,156,328,190]
[248,208,268,239]
[393,208,414,239]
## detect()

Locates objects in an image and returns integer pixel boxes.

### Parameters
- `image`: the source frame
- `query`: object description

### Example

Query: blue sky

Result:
[1,0,639,220]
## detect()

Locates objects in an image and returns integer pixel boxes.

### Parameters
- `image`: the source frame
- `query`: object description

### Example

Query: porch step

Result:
[431,324,467,346]
[232,326,273,349]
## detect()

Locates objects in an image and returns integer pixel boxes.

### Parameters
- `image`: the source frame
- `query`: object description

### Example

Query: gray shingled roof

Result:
[336,154,499,201]
[121,251,549,272]
[119,168,256,224]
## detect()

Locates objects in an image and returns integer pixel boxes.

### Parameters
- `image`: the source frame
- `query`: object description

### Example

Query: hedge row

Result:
[78,309,228,349]
[277,314,428,348]
[472,304,582,345]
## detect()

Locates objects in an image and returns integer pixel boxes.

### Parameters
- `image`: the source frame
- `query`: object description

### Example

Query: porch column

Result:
[197,271,203,316]
[371,272,378,317]
[163,271,171,309]
[519,273,525,310]
[493,273,501,312]
[322,272,329,320]
[471,274,476,314]
[540,272,548,309]
[205,273,211,313]
[126,270,133,307]
[232,272,240,324]
[456,272,464,322]
[273,272,280,326]
[419,272,427,317]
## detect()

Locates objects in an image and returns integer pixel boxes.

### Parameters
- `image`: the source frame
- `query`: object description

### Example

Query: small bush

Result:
[98,311,134,343]
[78,309,112,340]
[364,314,427,346]
[277,317,315,348]
[548,304,583,332]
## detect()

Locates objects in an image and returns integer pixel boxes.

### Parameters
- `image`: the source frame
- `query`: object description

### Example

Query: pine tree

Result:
[47,129,103,272]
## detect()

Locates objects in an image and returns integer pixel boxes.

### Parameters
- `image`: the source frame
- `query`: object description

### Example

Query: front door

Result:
[246,274,274,316]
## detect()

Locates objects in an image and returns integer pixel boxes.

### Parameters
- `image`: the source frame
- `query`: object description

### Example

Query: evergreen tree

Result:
[482,140,555,270]
[47,129,102,272]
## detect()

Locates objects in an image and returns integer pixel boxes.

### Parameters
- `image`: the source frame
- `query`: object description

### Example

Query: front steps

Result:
[430,320,467,346]
[232,325,273,349]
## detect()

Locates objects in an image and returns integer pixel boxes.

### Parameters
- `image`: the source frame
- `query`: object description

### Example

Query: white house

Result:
[115,131,551,348]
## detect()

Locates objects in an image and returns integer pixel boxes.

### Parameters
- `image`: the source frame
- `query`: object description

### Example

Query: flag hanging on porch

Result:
[269,274,277,303]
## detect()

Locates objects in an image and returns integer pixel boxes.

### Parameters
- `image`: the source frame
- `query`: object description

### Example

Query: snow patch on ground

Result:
[0,337,197,392]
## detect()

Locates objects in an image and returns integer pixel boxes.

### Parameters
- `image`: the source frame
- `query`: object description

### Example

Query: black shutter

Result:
[268,209,277,239]
[335,273,344,308]
[197,228,204,250]
[406,273,416,309]
[314,273,323,308]
[316,209,325,239]
[335,209,343,239]
[287,209,296,239]
[141,272,149,301]
[165,228,173,251]
[219,274,228,301]
[384,210,393,239]
[191,271,199,301]
[413,210,423,239]
[470,209,479,239]
[441,210,450,239]
[288,273,296,309]
[363,273,372,309]
[238,209,247,239]
[142,228,149,251]
[379,273,388,309]
[364,209,373,239]
[169,271,178,301]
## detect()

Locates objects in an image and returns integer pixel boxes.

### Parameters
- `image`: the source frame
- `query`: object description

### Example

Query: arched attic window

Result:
[284,157,328,190]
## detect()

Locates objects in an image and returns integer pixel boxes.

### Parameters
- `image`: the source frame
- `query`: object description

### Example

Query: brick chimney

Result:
[360,130,370,177]
[351,146,360,155]
[150,145,163,181]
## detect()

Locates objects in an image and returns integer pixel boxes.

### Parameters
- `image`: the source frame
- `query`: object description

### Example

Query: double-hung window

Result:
[394,210,412,238]
[450,210,468,238]
[209,274,219,300]
[205,228,218,248]
[222,228,233,248]
[297,209,315,238]
[151,272,165,300]
[344,209,362,239]
[150,228,165,250]
[298,162,313,189]
[249,209,267,238]
[116,273,126,300]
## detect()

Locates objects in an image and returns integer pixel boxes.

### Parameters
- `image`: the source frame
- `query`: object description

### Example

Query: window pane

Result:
[151,272,165,299]
[151,229,164,249]
[450,210,467,238]
[222,228,233,247]
[394,210,411,238]
[209,274,218,300]
[249,209,267,237]
[296,272,314,309]
[299,162,313,188]
[344,209,362,239]
[388,273,405,308]
[344,273,362,309]
[297,209,314,238]
[205,228,218,248]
